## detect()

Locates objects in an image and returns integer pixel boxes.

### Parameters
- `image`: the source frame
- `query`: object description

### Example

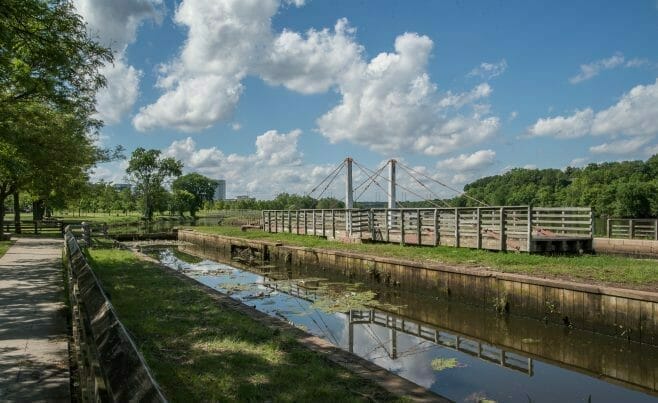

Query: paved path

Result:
[0,237,69,402]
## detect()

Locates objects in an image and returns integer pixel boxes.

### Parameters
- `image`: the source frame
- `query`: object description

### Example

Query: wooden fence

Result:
[1,220,64,235]
[262,206,593,253]
[607,218,658,240]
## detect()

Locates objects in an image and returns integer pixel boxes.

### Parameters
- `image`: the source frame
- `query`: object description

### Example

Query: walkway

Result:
[0,237,69,402]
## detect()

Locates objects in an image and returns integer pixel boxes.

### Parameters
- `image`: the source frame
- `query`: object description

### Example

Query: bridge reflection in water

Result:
[172,243,658,402]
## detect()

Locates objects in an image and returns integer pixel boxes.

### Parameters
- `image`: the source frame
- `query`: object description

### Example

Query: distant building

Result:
[214,179,226,200]
[235,195,254,201]
[112,183,131,191]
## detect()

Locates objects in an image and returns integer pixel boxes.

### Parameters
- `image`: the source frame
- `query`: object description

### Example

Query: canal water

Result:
[145,245,658,402]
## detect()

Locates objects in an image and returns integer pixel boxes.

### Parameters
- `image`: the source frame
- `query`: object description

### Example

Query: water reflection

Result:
[148,246,658,402]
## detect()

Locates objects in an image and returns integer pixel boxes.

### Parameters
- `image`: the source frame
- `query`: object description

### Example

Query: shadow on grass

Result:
[85,248,396,402]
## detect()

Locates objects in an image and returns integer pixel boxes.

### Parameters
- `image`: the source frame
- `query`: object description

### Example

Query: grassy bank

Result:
[86,246,400,402]
[0,240,13,258]
[190,226,658,290]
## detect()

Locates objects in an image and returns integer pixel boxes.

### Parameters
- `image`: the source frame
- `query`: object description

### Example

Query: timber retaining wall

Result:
[64,230,167,402]
[178,229,658,346]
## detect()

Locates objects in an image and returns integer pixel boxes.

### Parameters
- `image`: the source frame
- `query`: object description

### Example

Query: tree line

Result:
[447,155,658,218]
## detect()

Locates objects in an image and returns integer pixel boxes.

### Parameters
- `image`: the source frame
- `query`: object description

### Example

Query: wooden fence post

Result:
[476,208,482,250]
[454,208,460,248]
[629,219,634,239]
[433,209,438,246]
[322,210,326,238]
[499,207,506,251]
[526,206,533,252]
[416,209,422,245]
[288,210,292,233]
[400,210,405,246]
[311,210,316,236]
[607,218,611,238]
[332,210,336,239]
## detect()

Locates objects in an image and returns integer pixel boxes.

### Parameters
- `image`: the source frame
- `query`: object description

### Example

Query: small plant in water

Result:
[430,357,464,372]
[492,294,509,314]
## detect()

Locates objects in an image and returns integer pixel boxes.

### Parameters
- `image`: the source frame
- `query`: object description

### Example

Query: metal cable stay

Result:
[305,157,489,209]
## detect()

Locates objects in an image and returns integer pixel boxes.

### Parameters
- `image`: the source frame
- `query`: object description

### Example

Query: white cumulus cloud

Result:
[528,79,658,140]
[134,0,364,132]
[74,0,164,125]
[161,130,320,197]
[317,33,499,155]
[437,149,496,171]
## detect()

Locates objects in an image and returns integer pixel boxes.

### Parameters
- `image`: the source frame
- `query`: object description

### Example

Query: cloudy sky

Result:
[78,0,658,200]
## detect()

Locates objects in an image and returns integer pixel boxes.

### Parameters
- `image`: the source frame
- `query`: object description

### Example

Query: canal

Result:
[143,244,658,402]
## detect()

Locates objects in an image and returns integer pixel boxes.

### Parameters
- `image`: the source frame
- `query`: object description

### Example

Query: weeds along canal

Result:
[142,244,658,403]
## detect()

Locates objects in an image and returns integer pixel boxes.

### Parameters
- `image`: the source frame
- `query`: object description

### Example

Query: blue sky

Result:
[75,0,658,200]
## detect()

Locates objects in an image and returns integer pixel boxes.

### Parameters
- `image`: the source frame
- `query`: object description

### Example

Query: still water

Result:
[146,245,657,402]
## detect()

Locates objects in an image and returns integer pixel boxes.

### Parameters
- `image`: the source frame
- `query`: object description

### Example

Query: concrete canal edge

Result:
[594,237,658,258]
[178,229,658,346]
[132,251,448,402]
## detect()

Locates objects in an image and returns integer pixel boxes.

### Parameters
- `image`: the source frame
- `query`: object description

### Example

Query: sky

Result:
[75,0,658,201]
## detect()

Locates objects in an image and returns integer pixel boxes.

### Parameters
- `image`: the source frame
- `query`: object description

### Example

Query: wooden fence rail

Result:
[607,218,658,240]
[263,206,593,253]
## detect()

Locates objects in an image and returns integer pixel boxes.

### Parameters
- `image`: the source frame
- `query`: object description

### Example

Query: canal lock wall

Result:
[178,230,658,347]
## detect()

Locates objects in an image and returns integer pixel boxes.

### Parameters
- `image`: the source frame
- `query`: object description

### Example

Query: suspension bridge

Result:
[263,157,593,253]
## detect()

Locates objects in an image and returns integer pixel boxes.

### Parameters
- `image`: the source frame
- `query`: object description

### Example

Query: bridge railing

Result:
[262,206,593,252]
[607,218,658,240]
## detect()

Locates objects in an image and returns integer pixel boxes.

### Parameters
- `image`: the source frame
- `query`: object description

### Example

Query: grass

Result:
[86,246,400,402]
[0,240,13,258]
[189,226,658,290]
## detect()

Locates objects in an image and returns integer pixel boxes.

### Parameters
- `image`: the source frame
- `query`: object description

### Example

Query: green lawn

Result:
[0,240,13,258]
[86,247,400,402]
[189,226,658,290]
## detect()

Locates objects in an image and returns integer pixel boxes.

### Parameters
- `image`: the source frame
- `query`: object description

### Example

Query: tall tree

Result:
[172,173,217,217]
[126,148,182,220]
[0,0,113,233]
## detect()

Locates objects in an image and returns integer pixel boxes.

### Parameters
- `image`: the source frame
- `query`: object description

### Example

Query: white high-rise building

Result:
[214,179,226,200]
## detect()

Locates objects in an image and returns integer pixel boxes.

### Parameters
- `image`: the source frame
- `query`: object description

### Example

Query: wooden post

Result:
[416,209,422,245]
[433,209,438,246]
[526,206,532,252]
[499,207,506,251]
[629,219,634,239]
[400,210,405,246]
[332,210,336,239]
[312,210,316,236]
[303,211,307,235]
[296,211,300,234]
[288,210,292,233]
[454,208,460,247]
[654,219,658,241]
[262,211,265,231]
[322,210,326,237]
[476,208,482,249]
[384,209,390,242]
[369,210,375,240]
[274,211,278,233]
[607,218,611,238]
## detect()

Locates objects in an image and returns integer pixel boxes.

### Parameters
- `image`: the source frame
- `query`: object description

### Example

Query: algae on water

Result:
[431,357,463,372]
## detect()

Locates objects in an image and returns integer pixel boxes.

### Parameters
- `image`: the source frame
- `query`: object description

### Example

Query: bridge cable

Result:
[397,164,452,208]
[353,160,443,208]
[305,160,345,198]
[353,163,389,201]
[313,162,346,200]
[396,161,490,207]
[351,161,401,205]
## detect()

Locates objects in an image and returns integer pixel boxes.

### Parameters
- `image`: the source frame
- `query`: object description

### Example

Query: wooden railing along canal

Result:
[262,206,593,253]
